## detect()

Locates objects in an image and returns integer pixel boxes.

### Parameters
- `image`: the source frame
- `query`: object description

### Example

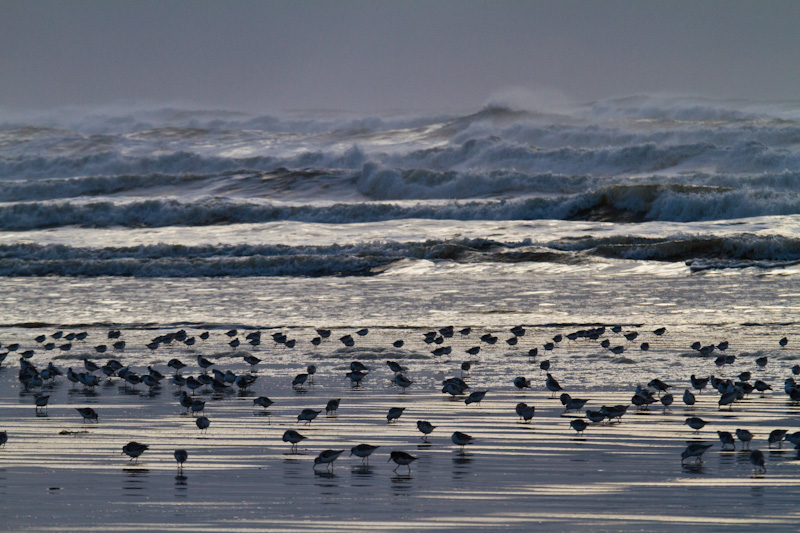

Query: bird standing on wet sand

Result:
[452,431,474,453]
[545,373,562,397]
[387,407,405,423]
[717,431,735,450]
[417,420,436,441]
[76,407,99,423]
[570,419,588,435]
[313,449,344,471]
[298,409,321,424]
[174,449,188,470]
[282,430,306,452]
[350,444,379,464]
[122,442,149,462]
[325,399,340,416]
[681,443,712,464]
[0,431,7,447]
[750,449,766,474]
[465,390,487,406]
[253,396,274,409]
[736,429,754,450]
[388,451,417,473]
[196,416,210,433]
[768,429,787,449]
[35,395,50,413]
[684,417,707,432]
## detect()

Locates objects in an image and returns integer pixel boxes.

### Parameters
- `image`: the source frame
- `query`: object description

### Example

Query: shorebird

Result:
[717,431,735,450]
[753,380,772,394]
[681,443,712,464]
[196,355,214,373]
[174,449,188,470]
[779,336,788,347]
[122,442,149,462]
[451,431,474,453]
[185,376,202,395]
[393,374,413,392]
[175,391,192,412]
[755,356,769,369]
[750,449,766,474]
[736,429,754,449]
[768,429,787,449]
[196,416,210,433]
[519,404,535,423]
[545,374,562,397]
[292,373,309,389]
[346,370,367,387]
[34,395,50,413]
[76,407,99,423]
[690,375,709,393]
[718,391,737,410]
[648,378,671,395]
[388,451,417,473]
[282,430,306,452]
[314,449,344,471]
[513,376,531,391]
[306,365,317,383]
[392,340,404,348]
[561,394,589,413]
[682,389,696,406]
[298,409,321,424]
[460,361,472,376]
[465,390,487,406]
[417,420,436,441]
[243,355,261,371]
[660,393,674,411]
[386,361,405,374]
[325,399,340,416]
[190,400,205,416]
[684,417,707,432]
[167,359,186,374]
[387,407,405,423]
[0,431,6,447]
[350,444,379,464]
[253,396,274,409]
[570,419,588,435]
[586,410,605,424]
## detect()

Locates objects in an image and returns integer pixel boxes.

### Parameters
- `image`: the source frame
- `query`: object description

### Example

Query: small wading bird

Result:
[681,443,712,464]
[313,449,344,471]
[451,431,474,453]
[174,449,188,470]
[350,444,379,464]
[417,420,436,441]
[388,451,417,473]
[282,430,306,452]
[750,449,766,474]
[122,441,149,462]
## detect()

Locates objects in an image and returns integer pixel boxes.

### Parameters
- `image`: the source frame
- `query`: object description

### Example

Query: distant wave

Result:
[1,233,798,277]
[2,184,800,230]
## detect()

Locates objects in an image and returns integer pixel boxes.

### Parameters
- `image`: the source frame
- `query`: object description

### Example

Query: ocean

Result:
[1,96,799,531]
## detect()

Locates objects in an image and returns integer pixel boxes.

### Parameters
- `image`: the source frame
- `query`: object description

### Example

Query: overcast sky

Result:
[3,1,800,113]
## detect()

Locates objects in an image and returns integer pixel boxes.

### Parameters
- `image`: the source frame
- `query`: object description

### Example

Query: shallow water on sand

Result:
[1,272,800,531]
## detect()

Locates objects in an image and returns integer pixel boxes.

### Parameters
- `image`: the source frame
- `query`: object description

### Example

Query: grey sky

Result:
[2,1,799,113]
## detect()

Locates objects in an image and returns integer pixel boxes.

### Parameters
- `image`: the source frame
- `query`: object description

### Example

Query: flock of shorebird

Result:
[1,325,797,475]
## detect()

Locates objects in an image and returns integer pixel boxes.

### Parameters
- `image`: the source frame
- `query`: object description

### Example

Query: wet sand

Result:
[2,324,800,532]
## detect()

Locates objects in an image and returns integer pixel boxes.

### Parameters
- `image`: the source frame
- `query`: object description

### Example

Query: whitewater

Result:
[2,95,800,279]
